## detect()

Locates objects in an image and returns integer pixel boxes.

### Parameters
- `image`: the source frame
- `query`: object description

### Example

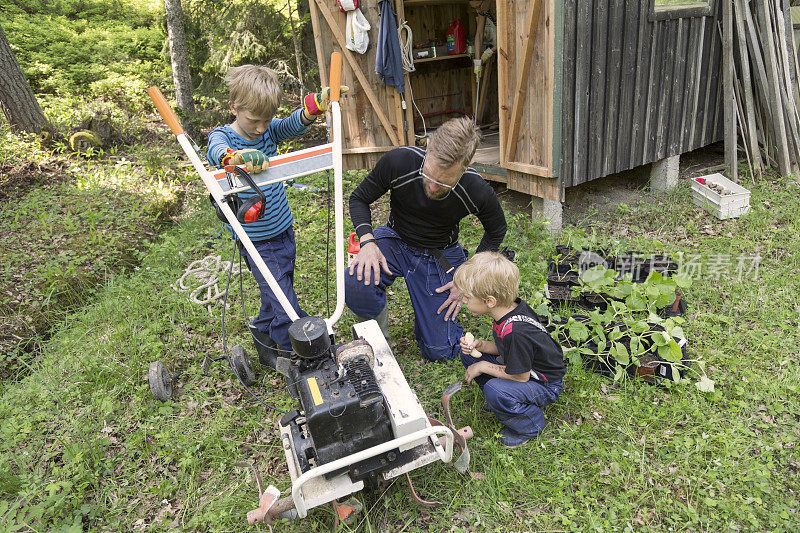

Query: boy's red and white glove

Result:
[221,148,269,173]
[302,85,350,118]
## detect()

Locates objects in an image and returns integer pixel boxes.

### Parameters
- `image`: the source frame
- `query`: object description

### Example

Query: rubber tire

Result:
[230,345,255,386]
[148,360,173,402]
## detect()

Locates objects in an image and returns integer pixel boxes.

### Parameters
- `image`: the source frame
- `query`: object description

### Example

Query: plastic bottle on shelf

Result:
[446,19,466,55]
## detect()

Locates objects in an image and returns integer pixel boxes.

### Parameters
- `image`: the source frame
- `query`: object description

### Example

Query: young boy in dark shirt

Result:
[454,252,565,447]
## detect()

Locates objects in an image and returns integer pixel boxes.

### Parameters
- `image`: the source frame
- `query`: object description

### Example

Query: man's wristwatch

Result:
[359,238,377,248]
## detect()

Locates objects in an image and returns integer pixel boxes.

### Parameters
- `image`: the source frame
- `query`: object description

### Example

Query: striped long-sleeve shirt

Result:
[207,108,310,241]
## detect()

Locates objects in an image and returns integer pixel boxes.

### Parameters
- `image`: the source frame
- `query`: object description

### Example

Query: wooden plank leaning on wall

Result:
[310,0,403,147]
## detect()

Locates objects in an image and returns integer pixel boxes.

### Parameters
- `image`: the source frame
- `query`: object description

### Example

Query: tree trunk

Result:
[0,23,50,135]
[297,0,319,86]
[287,0,305,97]
[163,0,198,139]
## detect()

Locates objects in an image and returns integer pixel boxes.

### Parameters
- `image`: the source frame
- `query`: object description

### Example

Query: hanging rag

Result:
[346,8,371,54]
[375,0,405,94]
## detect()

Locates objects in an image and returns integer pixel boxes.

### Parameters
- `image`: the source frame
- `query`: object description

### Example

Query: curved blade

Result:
[441,381,470,473]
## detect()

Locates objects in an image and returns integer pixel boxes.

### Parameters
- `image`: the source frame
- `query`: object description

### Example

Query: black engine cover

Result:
[287,356,394,474]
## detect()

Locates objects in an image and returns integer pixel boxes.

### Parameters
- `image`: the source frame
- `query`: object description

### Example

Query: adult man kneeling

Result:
[346,117,507,361]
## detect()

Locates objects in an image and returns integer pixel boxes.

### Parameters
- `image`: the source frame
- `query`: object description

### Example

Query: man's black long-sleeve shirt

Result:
[349,147,507,252]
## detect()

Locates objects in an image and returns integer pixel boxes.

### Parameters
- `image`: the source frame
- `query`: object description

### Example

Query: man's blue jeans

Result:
[241,226,307,348]
[461,351,563,439]
[344,226,467,362]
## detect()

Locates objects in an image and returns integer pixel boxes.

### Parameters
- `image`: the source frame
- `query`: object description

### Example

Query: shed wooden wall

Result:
[560,0,724,188]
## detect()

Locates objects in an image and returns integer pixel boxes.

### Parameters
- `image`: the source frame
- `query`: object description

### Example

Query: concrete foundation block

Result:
[531,196,563,235]
[650,155,680,192]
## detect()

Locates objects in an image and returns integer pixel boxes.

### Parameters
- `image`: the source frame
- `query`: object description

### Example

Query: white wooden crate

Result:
[690,173,751,220]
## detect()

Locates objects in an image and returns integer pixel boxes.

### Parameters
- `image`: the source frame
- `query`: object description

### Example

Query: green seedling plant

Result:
[540,263,713,391]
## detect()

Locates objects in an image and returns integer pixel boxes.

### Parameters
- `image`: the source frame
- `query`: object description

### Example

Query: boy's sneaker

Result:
[500,428,532,448]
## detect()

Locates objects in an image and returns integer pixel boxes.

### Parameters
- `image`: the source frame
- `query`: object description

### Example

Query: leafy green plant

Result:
[539,262,712,390]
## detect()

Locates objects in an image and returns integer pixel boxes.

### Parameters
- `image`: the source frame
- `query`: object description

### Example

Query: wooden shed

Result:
[308,0,724,213]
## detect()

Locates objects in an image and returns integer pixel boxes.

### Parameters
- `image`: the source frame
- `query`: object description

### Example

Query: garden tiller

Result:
[146,53,471,524]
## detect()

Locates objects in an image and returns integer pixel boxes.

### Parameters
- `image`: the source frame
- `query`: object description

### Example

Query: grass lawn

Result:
[1,138,798,531]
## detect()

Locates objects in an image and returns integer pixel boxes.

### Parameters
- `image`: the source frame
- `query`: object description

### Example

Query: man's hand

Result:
[435,281,462,321]
[348,240,392,286]
[465,361,486,385]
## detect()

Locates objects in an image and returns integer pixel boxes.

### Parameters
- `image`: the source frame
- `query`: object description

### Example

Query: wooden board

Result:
[560,0,724,187]
[668,18,690,157]
[628,0,651,170]
[560,0,577,186]
[506,169,559,201]
[602,0,625,178]
[587,0,608,181]
[572,0,592,183]
[308,0,406,170]
[497,0,555,177]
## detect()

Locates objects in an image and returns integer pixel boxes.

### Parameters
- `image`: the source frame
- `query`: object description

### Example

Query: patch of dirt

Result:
[0,161,71,200]
[564,166,650,224]
[563,143,726,225]
[0,153,187,379]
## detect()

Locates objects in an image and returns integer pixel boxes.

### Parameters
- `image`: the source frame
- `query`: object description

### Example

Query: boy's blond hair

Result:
[427,116,481,169]
[226,65,281,118]
[453,252,519,307]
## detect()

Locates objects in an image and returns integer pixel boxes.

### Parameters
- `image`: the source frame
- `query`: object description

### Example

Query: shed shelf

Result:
[412,53,470,65]
[404,0,468,5]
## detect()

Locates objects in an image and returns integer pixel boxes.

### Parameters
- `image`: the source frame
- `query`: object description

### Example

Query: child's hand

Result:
[303,86,350,116]
[227,149,269,173]
[460,333,482,357]
[465,362,485,385]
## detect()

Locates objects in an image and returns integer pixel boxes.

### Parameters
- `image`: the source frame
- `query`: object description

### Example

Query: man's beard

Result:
[424,187,449,200]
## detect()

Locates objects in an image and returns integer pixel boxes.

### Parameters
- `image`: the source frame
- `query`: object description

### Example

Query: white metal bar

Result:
[175,134,300,322]
[325,101,345,329]
[291,424,454,517]
[216,143,334,195]
[221,166,333,196]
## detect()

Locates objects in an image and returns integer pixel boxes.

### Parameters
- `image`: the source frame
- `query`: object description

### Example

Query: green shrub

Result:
[2,0,166,114]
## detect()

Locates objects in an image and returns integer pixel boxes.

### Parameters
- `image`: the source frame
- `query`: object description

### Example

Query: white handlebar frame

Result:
[172,102,346,331]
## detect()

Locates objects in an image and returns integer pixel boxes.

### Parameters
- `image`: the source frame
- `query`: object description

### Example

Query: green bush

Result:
[2,0,167,114]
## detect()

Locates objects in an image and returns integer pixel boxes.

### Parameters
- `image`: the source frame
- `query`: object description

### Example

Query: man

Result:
[346,117,507,362]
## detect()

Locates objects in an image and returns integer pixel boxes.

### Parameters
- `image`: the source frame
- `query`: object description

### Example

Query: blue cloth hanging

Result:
[375,0,405,94]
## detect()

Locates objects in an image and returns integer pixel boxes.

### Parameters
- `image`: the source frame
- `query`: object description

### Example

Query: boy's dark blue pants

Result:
[241,226,307,348]
[344,225,467,362]
[461,351,563,439]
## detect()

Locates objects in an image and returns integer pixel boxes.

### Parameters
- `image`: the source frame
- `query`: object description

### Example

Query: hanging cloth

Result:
[375,0,405,94]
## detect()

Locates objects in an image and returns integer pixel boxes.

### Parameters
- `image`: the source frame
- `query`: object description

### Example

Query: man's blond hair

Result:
[426,116,481,169]
[453,252,519,307]
[226,65,281,118]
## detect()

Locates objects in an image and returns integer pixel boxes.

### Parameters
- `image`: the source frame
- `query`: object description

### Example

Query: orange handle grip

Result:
[147,86,184,136]
[329,52,342,102]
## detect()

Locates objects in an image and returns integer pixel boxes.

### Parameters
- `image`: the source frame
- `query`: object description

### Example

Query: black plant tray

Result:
[545,283,582,303]
[578,327,689,385]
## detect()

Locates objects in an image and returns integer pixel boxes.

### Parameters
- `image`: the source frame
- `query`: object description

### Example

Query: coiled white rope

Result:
[398,19,415,73]
[174,255,243,314]
[398,19,428,138]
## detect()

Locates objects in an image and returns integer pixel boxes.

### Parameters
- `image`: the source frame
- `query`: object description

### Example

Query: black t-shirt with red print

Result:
[492,299,566,383]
